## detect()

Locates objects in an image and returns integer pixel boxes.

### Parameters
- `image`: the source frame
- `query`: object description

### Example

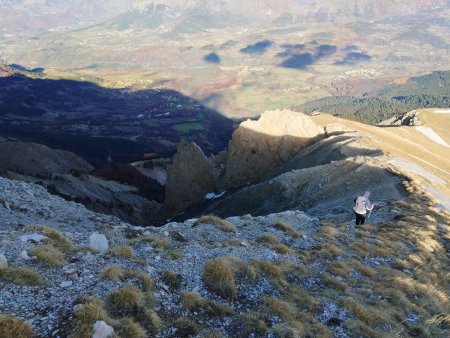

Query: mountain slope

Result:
[1,0,447,37]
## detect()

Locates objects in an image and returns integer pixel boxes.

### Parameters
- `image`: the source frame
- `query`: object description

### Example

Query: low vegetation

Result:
[0,266,44,286]
[100,265,155,292]
[29,245,65,266]
[108,245,134,259]
[194,215,236,232]
[25,225,74,252]
[203,257,237,299]
[0,316,33,338]
[161,271,182,291]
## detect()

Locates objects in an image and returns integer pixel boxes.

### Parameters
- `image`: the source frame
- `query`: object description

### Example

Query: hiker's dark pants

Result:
[355,212,366,225]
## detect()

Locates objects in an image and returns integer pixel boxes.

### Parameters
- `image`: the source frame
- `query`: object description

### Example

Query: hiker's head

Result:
[364,191,371,198]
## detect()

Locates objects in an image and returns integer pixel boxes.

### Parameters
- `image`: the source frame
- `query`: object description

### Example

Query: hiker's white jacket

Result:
[354,196,374,215]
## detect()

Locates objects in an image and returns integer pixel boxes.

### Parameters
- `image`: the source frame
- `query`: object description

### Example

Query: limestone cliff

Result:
[164,140,216,215]
[225,110,324,187]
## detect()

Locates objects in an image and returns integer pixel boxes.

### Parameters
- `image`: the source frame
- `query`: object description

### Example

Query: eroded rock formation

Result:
[225,110,324,186]
[164,140,216,215]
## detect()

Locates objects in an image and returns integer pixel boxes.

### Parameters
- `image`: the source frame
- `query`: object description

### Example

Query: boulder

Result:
[20,233,48,243]
[92,321,115,338]
[164,140,216,215]
[225,110,324,186]
[0,253,7,268]
[88,233,109,253]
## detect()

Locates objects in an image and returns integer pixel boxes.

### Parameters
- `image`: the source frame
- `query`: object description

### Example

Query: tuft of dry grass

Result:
[273,243,294,254]
[318,225,338,239]
[232,313,268,337]
[100,266,154,292]
[161,270,182,290]
[106,285,145,317]
[226,256,259,282]
[25,225,74,252]
[194,215,236,232]
[172,317,201,337]
[166,250,183,260]
[0,266,44,285]
[108,246,134,259]
[180,291,234,317]
[273,322,305,338]
[70,298,109,338]
[273,220,302,238]
[140,236,171,252]
[322,273,348,292]
[101,265,125,281]
[115,318,146,338]
[0,316,33,338]
[180,291,204,311]
[257,233,280,245]
[141,310,162,335]
[29,245,65,266]
[254,259,282,279]
[203,257,237,299]
[261,296,296,321]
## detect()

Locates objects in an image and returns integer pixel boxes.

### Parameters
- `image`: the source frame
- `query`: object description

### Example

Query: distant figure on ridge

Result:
[353,191,374,225]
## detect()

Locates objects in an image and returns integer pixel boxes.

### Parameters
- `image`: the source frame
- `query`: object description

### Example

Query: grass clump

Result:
[161,270,182,290]
[108,246,134,259]
[115,318,146,338]
[29,245,65,266]
[0,267,43,285]
[180,291,204,311]
[180,291,234,317]
[232,313,268,337]
[273,243,294,254]
[100,265,125,281]
[273,220,302,238]
[322,273,348,292]
[261,296,296,321]
[254,259,282,278]
[172,317,201,337]
[257,234,280,245]
[25,225,74,251]
[71,298,109,338]
[140,236,171,252]
[194,215,236,232]
[106,285,145,317]
[166,250,183,260]
[203,257,237,299]
[100,265,155,292]
[227,256,258,282]
[0,316,33,338]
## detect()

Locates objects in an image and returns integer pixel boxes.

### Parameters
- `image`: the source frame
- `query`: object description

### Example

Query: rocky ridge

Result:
[1,170,449,337]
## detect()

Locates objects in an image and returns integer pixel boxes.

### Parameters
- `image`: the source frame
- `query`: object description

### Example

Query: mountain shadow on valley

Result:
[0,67,234,166]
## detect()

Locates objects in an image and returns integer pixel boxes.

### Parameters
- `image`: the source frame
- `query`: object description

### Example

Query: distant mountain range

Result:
[1,0,448,37]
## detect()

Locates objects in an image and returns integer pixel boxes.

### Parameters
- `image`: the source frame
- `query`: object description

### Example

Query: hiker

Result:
[353,191,374,225]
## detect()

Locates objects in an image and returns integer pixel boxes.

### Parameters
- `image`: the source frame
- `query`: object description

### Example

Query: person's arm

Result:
[365,199,374,211]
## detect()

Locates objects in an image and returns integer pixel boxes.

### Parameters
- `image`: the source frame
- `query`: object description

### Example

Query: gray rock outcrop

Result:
[0,142,94,177]
[164,140,216,215]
